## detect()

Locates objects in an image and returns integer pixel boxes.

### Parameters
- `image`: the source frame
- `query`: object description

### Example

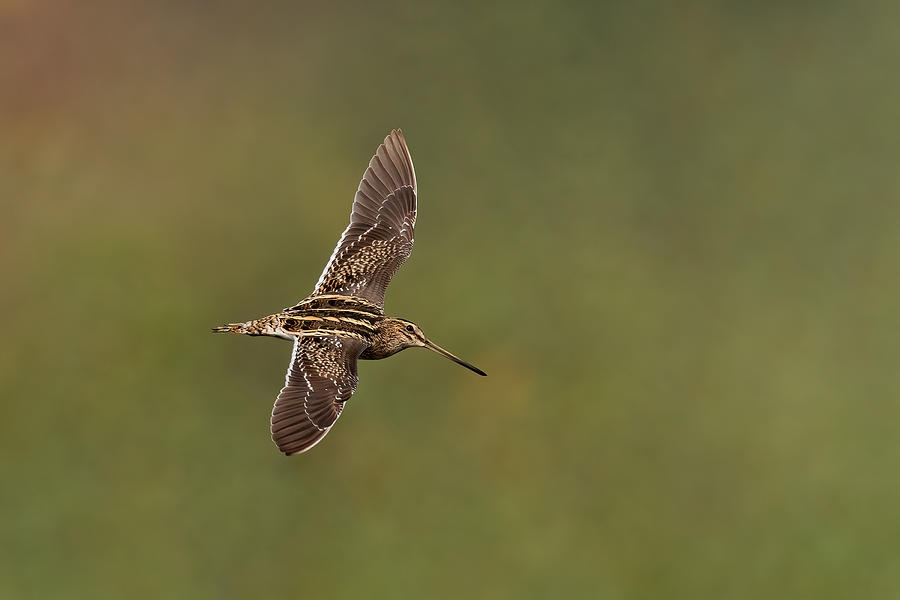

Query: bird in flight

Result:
[214,130,486,455]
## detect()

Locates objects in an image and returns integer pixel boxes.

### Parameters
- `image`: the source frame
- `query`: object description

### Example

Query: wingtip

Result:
[280,439,322,456]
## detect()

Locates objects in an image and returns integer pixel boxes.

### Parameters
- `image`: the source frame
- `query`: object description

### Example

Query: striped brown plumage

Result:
[270,336,365,455]
[309,129,417,307]
[214,130,485,456]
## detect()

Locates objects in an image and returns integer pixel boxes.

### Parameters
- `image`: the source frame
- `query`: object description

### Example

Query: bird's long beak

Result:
[212,323,243,333]
[424,339,486,376]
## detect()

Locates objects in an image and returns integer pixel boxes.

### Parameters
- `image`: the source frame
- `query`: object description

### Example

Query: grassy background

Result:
[2,1,899,597]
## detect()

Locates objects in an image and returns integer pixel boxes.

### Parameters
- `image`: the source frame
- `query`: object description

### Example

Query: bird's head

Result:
[381,318,486,376]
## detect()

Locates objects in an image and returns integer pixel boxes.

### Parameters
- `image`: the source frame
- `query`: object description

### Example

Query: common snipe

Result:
[214,130,485,455]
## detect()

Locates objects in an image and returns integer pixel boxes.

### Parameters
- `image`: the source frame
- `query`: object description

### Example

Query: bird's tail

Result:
[212,321,250,334]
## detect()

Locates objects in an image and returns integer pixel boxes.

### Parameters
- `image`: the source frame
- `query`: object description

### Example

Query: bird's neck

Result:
[360,320,407,360]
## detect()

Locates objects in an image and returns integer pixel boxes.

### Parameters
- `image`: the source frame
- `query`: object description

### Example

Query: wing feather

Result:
[308,130,417,307]
[270,336,366,455]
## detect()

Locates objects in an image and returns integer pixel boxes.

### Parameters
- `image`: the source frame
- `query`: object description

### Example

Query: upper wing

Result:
[270,336,367,455]
[310,129,417,308]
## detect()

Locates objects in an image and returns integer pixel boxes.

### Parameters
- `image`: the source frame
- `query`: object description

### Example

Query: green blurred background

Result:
[2,1,899,598]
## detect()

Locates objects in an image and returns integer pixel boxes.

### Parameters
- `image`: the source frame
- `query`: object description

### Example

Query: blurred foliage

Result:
[2,1,899,598]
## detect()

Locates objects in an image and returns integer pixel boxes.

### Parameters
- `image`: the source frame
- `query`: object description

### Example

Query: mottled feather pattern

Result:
[214,130,484,456]
[270,337,366,455]
[316,186,415,303]
[313,129,417,307]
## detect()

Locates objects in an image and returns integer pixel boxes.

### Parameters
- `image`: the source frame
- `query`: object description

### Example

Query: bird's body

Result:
[214,130,485,455]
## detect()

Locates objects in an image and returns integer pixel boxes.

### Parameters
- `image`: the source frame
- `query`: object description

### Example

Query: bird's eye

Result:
[284,318,298,328]
[406,325,414,332]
